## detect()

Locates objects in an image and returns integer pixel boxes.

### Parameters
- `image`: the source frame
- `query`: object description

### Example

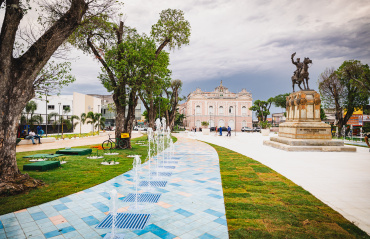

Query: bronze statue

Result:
[291,52,312,92]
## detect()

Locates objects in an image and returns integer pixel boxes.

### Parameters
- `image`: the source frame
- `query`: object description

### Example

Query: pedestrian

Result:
[219,126,222,136]
[227,126,231,137]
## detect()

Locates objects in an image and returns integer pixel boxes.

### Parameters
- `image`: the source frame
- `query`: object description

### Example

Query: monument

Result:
[263,53,356,152]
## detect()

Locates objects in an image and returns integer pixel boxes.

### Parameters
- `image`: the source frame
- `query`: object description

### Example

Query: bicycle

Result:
[102,134,129,150]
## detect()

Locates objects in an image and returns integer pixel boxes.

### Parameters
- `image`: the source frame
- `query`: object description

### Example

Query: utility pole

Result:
[58,102,61,137]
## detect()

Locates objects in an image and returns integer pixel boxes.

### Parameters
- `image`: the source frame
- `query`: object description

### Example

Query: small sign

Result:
[121,133,129,138]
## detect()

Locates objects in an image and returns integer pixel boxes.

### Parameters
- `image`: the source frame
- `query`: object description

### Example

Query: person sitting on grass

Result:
[26,130,41,144]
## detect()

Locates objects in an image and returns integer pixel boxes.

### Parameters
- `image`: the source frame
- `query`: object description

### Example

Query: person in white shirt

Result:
[25,130,41,144]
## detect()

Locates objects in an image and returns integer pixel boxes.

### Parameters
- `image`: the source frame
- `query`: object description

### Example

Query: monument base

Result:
[263,136,356,152]
[278,121,331,139]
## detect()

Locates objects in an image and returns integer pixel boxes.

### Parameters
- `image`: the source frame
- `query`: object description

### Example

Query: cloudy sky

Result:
[5,0,370,113]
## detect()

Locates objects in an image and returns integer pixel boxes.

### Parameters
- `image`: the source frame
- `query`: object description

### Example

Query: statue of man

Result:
[291,52,303,79]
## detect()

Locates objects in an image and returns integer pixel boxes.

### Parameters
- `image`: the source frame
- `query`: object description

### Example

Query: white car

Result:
[241,127,253,132]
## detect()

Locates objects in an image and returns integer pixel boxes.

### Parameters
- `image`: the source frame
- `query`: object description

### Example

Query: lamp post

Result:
[98,104,101,133]
[58,102,61,137]
[45,90,48,137]
[235,104,237,136]
[194,108,195,130]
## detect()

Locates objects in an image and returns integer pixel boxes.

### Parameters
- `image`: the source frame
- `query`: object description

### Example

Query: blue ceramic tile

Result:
[214,218,227,226]
[53,204,68,211]
[199,233,216,239]
[204,209,224,218]
[59,226,76,234]
[174,209,194,217]
[44,230,61,238]
[31,211,48,221]
[0,221,3,229]
[156,188,169,193]
[123,174,131,177]
[170,183,181,187]
[99,192,110,199]
[92,202,109,213]
[206,187,220,192]
[208,194,223,199]
[112,183,122,187]
[83,189,93,193]
[59,197,72,203]
[81,216,100,226]
[194,180,206,183]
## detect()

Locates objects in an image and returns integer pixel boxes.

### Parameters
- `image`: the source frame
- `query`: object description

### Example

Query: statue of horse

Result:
[291,57,312,92]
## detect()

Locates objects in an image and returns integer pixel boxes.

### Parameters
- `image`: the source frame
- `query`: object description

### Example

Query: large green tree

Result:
[139,9,191,128]
[0,0,119,195]
[100,31,170,147]
[271,93,290,109]
[249,99,273,122]
[318,61,370,132]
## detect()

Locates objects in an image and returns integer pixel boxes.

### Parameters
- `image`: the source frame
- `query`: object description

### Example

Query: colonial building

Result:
[178,81,253,131]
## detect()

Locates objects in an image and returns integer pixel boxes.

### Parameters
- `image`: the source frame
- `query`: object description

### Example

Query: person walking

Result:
[219,126,222,136]
[227,126,231,137]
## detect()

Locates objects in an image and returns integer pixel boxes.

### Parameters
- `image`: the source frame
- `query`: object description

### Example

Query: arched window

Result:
[209,120,214,127]
[209,106,214,115]
[242,120,247,127]
[196,120,201,128]
[229,106,234,114]
[228,120,235,130]
[219,106,224,115]
[218,119,225,127]
[196,105,201,115]
[242,106,247,115]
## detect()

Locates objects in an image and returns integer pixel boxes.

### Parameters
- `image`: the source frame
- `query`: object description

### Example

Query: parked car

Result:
[253,127,261,132]
[134,126,147,131]
[210,127,216,132]
[241,127,253,132]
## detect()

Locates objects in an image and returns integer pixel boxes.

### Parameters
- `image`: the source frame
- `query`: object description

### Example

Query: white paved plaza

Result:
[177,132,370,235]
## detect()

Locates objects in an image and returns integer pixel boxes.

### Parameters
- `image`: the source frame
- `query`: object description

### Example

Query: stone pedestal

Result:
[263,90,356,152]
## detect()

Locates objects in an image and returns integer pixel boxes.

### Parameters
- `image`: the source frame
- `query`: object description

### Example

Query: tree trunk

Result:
[0,0,87,194]
[124,91,138,149]
[147,99,156,129]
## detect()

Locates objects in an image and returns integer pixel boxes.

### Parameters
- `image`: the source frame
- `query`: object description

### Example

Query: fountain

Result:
[103,189,124,239]
[128,155,145,211]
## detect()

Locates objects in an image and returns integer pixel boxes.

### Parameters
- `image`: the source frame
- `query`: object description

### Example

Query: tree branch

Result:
[155,38,170,58]
[0,0,23,69]
[86,37,116,87]
[18,0,88,79]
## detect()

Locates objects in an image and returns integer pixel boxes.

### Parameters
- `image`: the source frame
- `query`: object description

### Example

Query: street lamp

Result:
[45,91,48,137]
[235,104,237,136]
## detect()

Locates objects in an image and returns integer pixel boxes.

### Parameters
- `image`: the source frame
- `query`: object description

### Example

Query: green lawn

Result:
[0,136,157,215]
[206,143,370,239]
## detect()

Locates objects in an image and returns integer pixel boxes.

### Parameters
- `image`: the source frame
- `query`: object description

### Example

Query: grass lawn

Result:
[207,143,370,239]
[0,135,176,215]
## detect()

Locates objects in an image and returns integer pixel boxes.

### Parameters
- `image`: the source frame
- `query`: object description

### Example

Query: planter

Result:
[261,129,270,136]
[202,128,210,135]
[101,161,119,165]
[87,156,104,159]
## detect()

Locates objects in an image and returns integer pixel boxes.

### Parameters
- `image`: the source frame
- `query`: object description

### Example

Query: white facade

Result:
[30,92,102,134]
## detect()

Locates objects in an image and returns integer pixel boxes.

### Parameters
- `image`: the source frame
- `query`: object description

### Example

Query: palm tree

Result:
[86,112,105,135]
[86,111,98,135]
[23,101,38,131]
[79,113,86,137]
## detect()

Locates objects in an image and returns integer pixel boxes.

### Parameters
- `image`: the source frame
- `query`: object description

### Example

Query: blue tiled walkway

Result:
[0,138,228,239]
